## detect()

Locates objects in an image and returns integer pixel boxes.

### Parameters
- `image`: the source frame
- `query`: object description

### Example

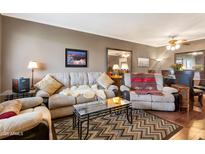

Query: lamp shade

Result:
[112,64,119,70]
[193,71,200,80]
[27,61,38,69]
[121,63,129,70]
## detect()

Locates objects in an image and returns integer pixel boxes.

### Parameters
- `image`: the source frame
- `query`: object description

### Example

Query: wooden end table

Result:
[171,84,191,112]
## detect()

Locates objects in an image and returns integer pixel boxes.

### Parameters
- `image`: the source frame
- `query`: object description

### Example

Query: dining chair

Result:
[175,70,203,108]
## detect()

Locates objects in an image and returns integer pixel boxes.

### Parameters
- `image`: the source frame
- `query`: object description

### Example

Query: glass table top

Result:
[73,97,130,116]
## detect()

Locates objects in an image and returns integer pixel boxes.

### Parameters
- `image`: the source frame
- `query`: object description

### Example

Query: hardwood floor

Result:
[149,96,205,140]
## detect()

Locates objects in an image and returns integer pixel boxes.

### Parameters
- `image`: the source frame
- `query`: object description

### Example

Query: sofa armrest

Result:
[17,97,43,110]
[121,91,130,101]
[0,112,43,139]
[120,85,130,92]
[107,85,118,96]
[3,123,49,140]
[163,87,178,94]
[107,85,118,91]
[36,90,50,98]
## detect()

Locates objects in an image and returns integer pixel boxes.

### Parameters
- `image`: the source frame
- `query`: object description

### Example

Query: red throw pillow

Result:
[0,111,17,120]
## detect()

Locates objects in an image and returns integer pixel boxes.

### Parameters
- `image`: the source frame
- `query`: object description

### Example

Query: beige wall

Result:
[0,14,2,92]
[1,16,161,90]
[157,39,205,70]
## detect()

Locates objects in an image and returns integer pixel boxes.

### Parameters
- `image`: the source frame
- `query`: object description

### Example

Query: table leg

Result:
[126,106,133,124]
[84,115,89,140]
[130,108,133,124]
[73,114,76,129]
[78,119,82,140]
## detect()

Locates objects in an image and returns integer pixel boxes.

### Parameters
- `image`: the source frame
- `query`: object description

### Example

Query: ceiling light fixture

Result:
[165,35,188,51]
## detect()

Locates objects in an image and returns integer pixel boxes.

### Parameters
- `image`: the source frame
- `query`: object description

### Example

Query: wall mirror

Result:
[106,48,132,74]
[175,50,205,71]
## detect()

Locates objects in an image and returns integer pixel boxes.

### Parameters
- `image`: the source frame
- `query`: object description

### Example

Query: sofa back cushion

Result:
[49,72,70,87]
[87,72,102,85]
[70,72,88,86]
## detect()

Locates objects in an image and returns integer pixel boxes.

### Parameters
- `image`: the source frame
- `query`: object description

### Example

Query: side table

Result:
[0,89,37,102]
[171,84,191,112]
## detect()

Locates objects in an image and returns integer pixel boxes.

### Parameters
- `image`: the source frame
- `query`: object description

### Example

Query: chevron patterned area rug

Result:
[53,110,182,140]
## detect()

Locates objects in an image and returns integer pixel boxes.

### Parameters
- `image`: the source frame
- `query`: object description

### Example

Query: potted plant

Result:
[171,64,183,71]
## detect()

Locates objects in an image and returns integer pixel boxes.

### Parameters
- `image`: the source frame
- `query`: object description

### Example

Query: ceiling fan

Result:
[166,35,190,51]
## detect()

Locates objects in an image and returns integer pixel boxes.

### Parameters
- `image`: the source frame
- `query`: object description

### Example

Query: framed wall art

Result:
[137,58,150,67]
[65,48,88,67]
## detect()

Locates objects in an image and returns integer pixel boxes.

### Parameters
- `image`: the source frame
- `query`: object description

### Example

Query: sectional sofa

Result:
[36,72,118,119]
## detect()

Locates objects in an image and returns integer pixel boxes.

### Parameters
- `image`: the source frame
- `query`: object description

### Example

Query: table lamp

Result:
[112,64,119,75]
[27,61,38,89]
[121,63,129,73]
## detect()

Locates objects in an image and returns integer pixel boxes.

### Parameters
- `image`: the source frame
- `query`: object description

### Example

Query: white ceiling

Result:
[3,13,205,47]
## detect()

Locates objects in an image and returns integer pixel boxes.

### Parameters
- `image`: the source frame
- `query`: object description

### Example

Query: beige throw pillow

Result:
[0,100,22,115]
[97,72,114,89]
[0,104,4,113]
[35,74,63,95]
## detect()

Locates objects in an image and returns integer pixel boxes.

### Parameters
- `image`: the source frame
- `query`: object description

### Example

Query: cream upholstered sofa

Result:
[0,97,52,140]
[36,72,118,119]
[120,73,179,111]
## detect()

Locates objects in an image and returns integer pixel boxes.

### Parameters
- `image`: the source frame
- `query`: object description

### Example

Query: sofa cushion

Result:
[87,72,102,85]
[76,95,96,104]
[70,72,88,86]
[130,91,152,101]
[35,74,63,95]
[152,102,175,111]
[151,92,175,103]
[49,72,70,87]
[97,72,114,89]
[132,101,152,109]
[49,94,75,109]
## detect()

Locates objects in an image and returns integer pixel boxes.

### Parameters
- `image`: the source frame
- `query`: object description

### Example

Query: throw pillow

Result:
[97,72,114,89]
[0,111,17,120]
[0,104,3,113]
[0,100,22,120]
[35,74,63,95]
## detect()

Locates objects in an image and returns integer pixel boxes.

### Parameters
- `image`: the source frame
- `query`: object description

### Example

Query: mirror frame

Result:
[106,48,132,72]
[174,50,205,70]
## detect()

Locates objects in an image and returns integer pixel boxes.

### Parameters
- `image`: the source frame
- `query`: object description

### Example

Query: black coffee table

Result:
[73,97,133,140]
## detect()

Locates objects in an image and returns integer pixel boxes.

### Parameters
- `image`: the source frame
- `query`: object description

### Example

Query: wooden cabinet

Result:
[171,84,191,112]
